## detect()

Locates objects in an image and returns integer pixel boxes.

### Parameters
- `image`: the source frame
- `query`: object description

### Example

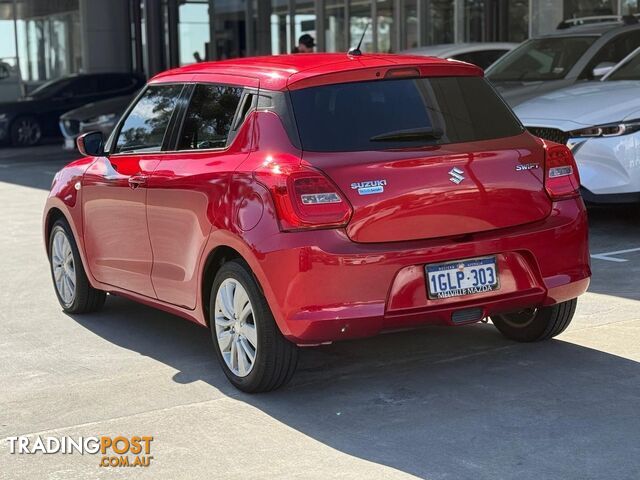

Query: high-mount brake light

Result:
[384,67,421,79]
[543,143,581,200]
[254,157,352,231]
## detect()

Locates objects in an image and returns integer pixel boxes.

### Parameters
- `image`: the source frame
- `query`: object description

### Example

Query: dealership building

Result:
[0,0,639,85]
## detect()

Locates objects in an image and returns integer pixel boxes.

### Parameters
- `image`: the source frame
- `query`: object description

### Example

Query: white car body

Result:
[514,53,640,203]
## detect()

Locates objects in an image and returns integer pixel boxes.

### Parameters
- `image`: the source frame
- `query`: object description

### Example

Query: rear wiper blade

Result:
[370,127,443,142]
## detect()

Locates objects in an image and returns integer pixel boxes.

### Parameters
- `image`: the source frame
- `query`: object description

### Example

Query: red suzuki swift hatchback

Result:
[43,53,590,392]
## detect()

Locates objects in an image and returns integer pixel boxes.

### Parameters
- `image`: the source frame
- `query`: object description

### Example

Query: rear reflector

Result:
[254,157,352,231]
[543,143,581,200]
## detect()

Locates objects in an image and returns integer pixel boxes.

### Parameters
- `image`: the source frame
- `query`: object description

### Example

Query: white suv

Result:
[514,47,640,203]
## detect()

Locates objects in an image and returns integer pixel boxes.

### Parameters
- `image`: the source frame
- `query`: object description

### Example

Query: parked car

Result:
[44,54,590,393]
[59,93,138,150]
[402,42,518,69]
[0,61,22,102]
[0,72,144,147]
[515,46,640,204]
[486,19,640,106]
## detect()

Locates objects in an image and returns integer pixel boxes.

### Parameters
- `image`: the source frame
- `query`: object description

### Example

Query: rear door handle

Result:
[128,174,148,189]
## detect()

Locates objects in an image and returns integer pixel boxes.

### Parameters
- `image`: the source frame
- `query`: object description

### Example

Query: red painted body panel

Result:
[82,155,160,298]
[304,133,552,243]
[145,114,254,308]
[43,53,591,347]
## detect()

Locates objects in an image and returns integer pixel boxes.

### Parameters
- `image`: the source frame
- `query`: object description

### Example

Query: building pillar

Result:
[145,0,166,77]
[315,0,326,51]
[256,0,272,55]
[79,0,132,73]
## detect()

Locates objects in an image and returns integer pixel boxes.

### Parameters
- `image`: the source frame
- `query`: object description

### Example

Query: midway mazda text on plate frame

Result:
[43,53,591,392]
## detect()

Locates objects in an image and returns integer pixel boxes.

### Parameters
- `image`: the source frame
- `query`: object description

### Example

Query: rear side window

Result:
[177,84,243,150]
[115,84,183,153]
[290,76,523,152]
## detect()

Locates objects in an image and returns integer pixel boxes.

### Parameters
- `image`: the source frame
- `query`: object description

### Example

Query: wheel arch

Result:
[201,245,244,327]
[44,207,68,254]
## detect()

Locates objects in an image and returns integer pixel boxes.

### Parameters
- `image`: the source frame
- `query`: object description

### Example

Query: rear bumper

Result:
[255,198,590,344]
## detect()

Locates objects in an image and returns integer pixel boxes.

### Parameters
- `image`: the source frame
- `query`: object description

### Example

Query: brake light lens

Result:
[254,156,352,231]
[544,143,581,200]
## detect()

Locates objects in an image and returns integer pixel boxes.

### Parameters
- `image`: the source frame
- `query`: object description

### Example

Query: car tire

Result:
[209,259,298,393]
[48,219,106,314]
[491,299,577,342]
[10,116,42,147]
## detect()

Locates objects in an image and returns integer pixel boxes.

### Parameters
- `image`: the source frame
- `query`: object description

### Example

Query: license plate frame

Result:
[425,255,500,300]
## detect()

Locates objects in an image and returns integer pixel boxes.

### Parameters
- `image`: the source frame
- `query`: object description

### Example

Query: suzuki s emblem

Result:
[448,167,465,184]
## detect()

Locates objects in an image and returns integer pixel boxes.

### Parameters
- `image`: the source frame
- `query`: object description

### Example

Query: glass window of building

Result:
[350,0,373,52]
[9,0,81,84]
[425,0,455,45]
[178,1,210,64]
[402,0,419,49]
[271,0,292,54]
[294,0,317,52]
[326,0,348,52]
[376,0,396,53]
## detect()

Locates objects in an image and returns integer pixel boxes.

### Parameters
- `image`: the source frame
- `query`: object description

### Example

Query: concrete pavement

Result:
[0,145,639,479]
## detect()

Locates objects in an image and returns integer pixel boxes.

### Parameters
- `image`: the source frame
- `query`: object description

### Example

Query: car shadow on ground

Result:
[587,203,640,302]
[69,295,640,479]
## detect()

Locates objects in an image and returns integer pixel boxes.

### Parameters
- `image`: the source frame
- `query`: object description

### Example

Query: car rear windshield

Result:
[289,76,523,152]
[486,36,597,81]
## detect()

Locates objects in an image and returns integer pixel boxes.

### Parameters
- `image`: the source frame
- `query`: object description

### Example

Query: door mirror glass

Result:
[592,62,616,78]
[77,131,105,157]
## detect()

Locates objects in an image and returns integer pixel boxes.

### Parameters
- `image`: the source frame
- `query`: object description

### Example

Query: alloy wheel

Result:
[214,278,258,377]
[51,230,76,306]
[16,118,41,146]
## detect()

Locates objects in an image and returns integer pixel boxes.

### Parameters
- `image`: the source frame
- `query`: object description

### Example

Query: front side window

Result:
[606,49,640,81]
[177,84,243,150]
[290,76,523,152]
[581,31,640,80]
[115,84,183,154]
[486,36,597,81]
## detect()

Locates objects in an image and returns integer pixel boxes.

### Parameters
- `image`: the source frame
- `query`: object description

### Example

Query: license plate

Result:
[64,138,75,150]
[426,256,499,299]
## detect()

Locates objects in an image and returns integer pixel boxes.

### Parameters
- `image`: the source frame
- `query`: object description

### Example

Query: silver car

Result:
[515,47,640,204]
[487,20,640,107]
[402,43,517,69]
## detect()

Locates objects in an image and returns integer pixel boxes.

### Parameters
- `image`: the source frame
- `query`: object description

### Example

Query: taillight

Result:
[254,156,352,231]
[544,143,581,200]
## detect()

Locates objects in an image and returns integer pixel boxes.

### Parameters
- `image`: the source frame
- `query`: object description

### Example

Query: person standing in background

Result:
[293,34,315,53]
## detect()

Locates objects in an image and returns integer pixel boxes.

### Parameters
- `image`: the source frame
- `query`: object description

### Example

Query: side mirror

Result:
[76,131,105,157]
[592,61,616,78]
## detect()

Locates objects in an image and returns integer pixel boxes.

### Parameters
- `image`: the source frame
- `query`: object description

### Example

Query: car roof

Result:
[402,42,518,57]
[539,22,640,37]
[151,53,482,90]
